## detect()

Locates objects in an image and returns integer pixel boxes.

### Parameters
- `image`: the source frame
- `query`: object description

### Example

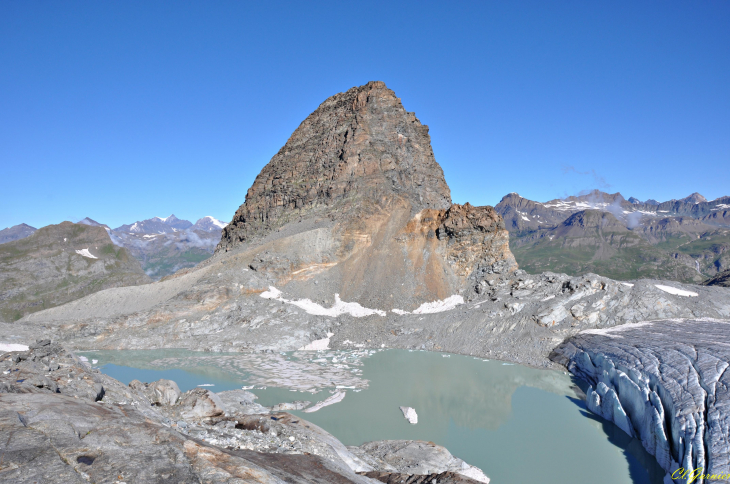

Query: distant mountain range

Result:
[0,223,37,244]
[2,215,229,281]
[0,222,150,321]
[496,190,730,283]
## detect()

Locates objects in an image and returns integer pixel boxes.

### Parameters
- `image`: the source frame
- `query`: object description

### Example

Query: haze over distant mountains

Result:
[496,190,730,283]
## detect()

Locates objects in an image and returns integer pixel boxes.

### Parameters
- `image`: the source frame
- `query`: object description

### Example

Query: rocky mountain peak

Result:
[0,223,37,245]
[219,81,452,250]
[561,210,626,230]
[680,192,707,204]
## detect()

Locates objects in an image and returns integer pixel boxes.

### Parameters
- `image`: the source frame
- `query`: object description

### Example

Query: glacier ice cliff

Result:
[551,319,730,484]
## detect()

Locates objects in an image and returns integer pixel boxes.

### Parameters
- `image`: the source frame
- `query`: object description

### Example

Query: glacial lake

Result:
[81,349,665,484]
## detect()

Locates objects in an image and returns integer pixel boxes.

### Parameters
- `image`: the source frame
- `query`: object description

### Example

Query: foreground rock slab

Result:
[0,392,377,484]
[0,343,489,484]
[551,319,730,483]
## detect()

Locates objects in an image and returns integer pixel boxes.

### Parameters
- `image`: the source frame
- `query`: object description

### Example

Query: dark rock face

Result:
[0,223,36,245]
[703,269,730,287]
[218,81,451,250]
[551,320,730,482]
[0,222,150,321]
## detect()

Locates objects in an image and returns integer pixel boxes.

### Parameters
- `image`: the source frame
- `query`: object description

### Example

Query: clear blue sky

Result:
[1,1,728,229]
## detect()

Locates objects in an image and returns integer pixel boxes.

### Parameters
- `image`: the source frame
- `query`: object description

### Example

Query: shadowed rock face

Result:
[703,269,730,287]
[219,81,451,251]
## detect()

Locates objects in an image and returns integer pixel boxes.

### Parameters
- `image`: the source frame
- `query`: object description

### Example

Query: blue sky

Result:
[1,1,728,229]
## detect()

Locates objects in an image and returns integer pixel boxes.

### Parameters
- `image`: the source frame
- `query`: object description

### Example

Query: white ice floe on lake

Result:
[260,286,386,317]
[399,406,418,424]
[299,332,335,351]
[303,391,346,412]
[0,343,29,352]
[75,248,97,259]
[655,285,698,297]
[197,384,215,387]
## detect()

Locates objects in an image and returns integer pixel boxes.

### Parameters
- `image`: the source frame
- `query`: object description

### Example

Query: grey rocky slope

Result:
[496,191,730,282]
[0,223,37,245]
[0,342,487,483]
[82,214,227,280]
[0,222,150,322]
[551,320,730,483]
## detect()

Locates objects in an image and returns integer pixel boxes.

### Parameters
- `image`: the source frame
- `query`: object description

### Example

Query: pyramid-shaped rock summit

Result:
[218,81,516,307]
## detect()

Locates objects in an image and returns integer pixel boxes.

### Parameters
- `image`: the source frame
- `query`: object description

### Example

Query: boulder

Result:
[179,388,226,420]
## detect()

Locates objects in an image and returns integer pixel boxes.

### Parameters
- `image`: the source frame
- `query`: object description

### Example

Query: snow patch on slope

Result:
[0,343,29,352]
[75,248,98,259]
[260,287,386,317]
[393,295,465,315]
[655,285,698,297]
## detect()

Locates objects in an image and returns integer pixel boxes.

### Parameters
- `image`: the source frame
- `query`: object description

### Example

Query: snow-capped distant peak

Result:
[192,216,228,231]
[205,216,228,229]
[152,214,176,223]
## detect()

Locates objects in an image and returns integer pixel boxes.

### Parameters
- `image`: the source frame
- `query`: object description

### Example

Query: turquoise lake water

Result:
[82,349,666,484]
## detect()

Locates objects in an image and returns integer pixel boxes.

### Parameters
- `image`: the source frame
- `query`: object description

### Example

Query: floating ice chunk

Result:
[0,343,29,352]
[303,391,346,412]
[260,286,386,317]
[654,285,698,297]
[299,332,335,351]
[399,406,418,424]
[197,384,215,387]
[75,248,97,259]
